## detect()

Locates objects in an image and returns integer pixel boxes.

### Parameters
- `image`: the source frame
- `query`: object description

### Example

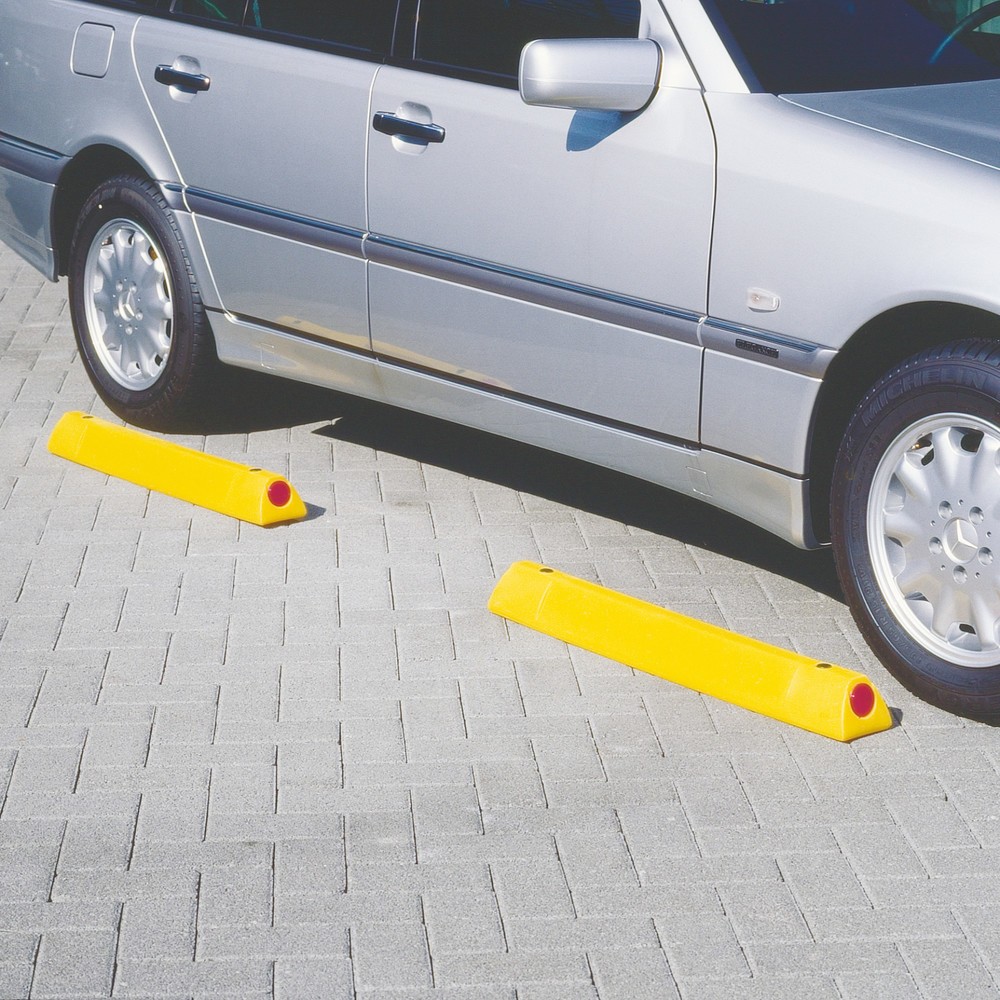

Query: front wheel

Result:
[832,341,1000,721]
[68,174,217,429]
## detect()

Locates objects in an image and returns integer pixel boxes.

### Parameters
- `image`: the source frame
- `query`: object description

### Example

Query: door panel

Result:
[132,19,375,347]
[366,62,715,442]
[370,265,703,434]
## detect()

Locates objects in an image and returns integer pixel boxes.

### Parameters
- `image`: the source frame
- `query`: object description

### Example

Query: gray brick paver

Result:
[5,242,1000,998]
[274,889,423,927]
[835,971,925,1000]
[112,957,273,995]
[0,959,33,1000]
[31,926,118,998]
[717,883,812,944]
[589,947,680,1000]
[352,921,432,990]
[197,865,274,928]
[674,974,841,999]
[57,814,137,872]
[432,949,591,989]
[804,905,963,943]
[900,938,1000,998]
[422,888,506,955]
[273,957,353,1000]
[118,896,197,961]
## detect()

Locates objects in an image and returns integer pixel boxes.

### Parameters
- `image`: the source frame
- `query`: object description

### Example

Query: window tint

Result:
[248,0,397,52]
[172,0,244,22]
[415,0,642,79]
[703,0,1000,93]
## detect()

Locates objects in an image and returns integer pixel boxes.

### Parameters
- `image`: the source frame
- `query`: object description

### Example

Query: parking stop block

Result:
[48,411,307,526]
[489,561,893,742]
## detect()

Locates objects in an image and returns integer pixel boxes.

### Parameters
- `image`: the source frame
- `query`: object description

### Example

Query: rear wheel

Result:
[68,174,216,429]
[832,340,1000,720]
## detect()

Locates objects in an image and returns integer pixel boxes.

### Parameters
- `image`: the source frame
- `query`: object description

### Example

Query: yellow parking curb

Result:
[489,561,893,742]
[48,411,307,526]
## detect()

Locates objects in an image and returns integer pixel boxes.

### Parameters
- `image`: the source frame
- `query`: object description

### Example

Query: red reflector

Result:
[849,682,876,718]
[267,480,292,508]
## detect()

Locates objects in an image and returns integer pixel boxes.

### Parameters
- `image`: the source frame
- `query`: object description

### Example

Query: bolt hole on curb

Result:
[47,410,307,526]
[488,561,894,742]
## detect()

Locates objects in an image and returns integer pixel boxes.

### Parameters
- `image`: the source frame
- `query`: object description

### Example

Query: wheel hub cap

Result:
[83,218,173,391]
[941,516,982,566]
[117,285,139,324]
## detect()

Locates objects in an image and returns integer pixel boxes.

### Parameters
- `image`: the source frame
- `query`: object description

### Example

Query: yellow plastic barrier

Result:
[47,411,307,527]
[489,561,893,742]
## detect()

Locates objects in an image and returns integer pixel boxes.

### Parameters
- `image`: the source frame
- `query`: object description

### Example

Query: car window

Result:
[247,0,397,52]
[414,0,642,80]
[172,0,245,22]
[702,0,1000,93]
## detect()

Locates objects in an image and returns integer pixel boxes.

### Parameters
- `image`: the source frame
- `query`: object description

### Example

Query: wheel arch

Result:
[808,301,1000,543]
[52,145,155,278]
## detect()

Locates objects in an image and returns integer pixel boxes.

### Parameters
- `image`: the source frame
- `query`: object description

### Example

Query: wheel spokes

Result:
[966,433,1000,501]
[977,592,1000,650]
[882,502,925,546]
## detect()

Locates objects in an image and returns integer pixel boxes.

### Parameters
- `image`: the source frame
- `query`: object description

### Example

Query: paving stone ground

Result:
[2,239,1000,999]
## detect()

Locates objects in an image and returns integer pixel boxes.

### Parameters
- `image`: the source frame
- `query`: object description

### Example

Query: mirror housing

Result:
[519,38,661,113]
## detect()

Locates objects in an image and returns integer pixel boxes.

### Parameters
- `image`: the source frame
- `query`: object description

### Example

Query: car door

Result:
[366,0,715,441]
[133,2,395,351]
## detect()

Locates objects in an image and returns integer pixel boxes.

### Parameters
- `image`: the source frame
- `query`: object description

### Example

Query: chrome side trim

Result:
[365,234,703,345]
[179,187,832,375]
[226,309,373,358]
[0,132,65,184]
[185,187,366,257]
[700,317,836,378]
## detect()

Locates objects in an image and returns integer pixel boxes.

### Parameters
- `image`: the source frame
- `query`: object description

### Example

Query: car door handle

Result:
[372,112,445,144]
[154,64,211,92]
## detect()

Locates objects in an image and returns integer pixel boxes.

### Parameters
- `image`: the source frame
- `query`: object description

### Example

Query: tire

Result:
[832,340,1000,721]
[68,174,217,429]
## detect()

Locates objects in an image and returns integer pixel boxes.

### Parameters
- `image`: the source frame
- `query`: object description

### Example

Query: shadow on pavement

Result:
[200,369,844,600]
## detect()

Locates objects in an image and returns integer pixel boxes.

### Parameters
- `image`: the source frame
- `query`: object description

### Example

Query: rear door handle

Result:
[154,64,211,92]
[373,112,445,144]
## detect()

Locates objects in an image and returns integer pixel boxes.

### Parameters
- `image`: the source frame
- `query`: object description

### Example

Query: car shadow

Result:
[201,368,844,600]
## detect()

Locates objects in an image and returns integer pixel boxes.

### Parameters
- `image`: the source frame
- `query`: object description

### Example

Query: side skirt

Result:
[209,311,820,549]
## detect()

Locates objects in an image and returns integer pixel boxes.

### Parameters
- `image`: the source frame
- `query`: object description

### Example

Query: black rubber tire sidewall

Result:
[832,341,1000,720]
[68,175,213,429]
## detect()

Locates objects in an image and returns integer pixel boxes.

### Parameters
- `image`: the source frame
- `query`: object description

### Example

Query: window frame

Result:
[92,0,403,64]
[391,0,645,89]
[71,0,171,10]
[73,0,645,86]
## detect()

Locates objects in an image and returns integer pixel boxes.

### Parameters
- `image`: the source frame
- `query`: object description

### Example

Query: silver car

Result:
[4,0,1000,720]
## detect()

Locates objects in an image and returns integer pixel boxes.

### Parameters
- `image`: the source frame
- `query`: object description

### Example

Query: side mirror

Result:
[519,38,661,113]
